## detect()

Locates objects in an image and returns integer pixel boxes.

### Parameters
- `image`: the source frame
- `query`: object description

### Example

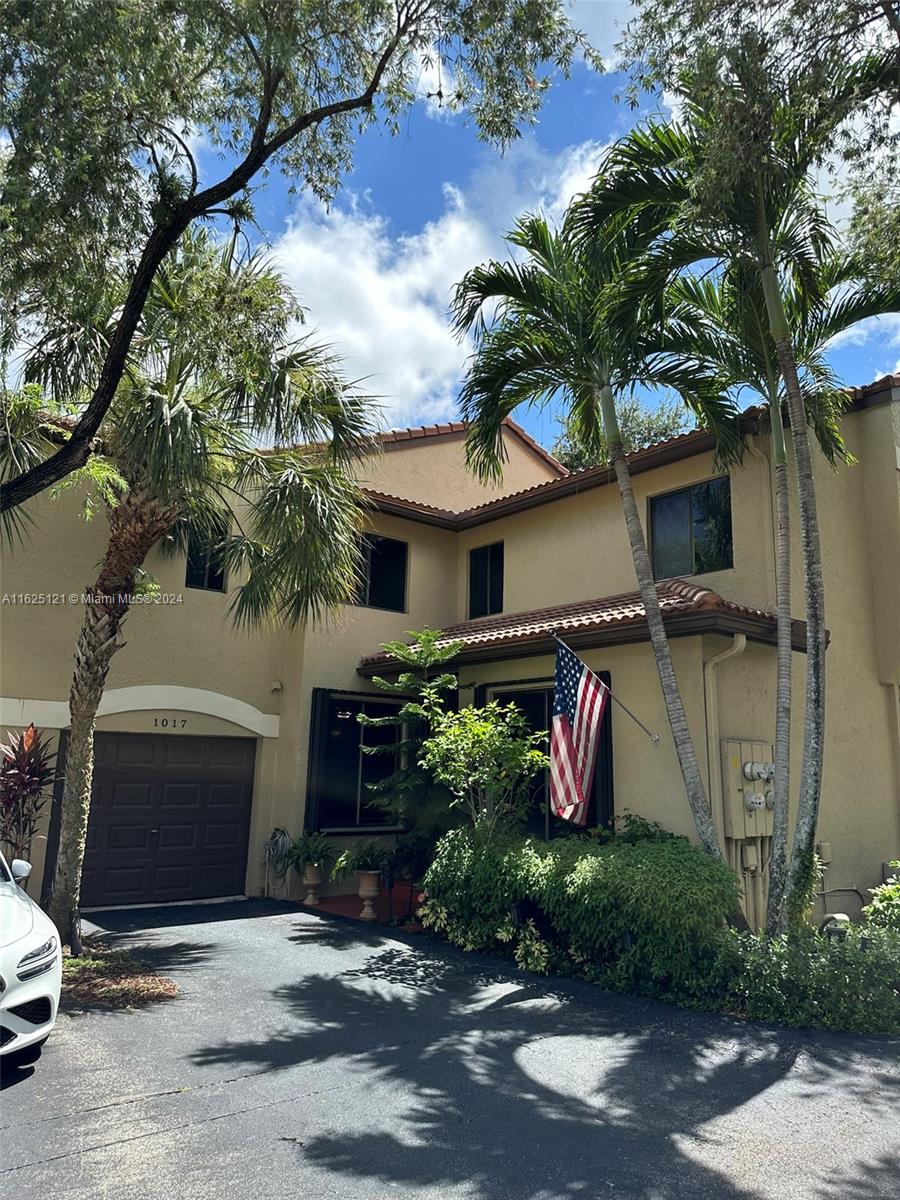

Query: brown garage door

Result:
[80,732,256,908]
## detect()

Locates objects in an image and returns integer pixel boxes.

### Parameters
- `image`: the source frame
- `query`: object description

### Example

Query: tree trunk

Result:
[46,491,176,952]
[759,265,827,927]
[598,385,726,864]
[765,406,792,934]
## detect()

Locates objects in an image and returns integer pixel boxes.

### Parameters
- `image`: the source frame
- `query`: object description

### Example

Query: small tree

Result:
[358,628,464,837]
[6,229,375,952]
[420,701,548,841]
[0,724,57,869]
[2,0,597,516]
[551,395,689,471]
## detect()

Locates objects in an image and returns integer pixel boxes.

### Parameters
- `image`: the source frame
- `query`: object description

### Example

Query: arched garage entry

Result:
[39,688,278,908]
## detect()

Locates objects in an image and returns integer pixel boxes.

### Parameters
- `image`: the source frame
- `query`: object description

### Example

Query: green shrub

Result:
[421,828,740,1001]
[419,827,539,951]
[537,837,740,1003]
[863,861,900,931]
[420,702,548,839]
[730,926,900,1035]
[421,828,900,1035]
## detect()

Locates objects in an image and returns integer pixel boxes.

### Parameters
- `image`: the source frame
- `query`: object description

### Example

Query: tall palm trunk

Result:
[598,385,726,864]
[47,490,175,952]
[765,402,793,933]
[759,262,827,927]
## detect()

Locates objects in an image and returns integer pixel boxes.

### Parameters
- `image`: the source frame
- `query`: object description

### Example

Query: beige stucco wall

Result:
[0,489,283,715]
[3,400,897,913]
[453,445,773,624]
[357,426,561,509]
[0,485,305,899]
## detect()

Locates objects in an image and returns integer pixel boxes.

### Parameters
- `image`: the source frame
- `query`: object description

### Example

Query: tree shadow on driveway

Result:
[189,937,900,1200]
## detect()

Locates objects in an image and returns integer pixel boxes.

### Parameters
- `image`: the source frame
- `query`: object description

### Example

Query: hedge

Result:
[420,827,741,1004]
[729,926,900,1035]
[420,827,900,1035]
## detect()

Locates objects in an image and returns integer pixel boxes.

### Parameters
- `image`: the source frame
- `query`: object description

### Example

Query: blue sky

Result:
[194,2,899,450]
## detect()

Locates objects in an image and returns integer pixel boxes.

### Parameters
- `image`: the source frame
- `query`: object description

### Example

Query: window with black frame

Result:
[306,691,404,832]
[355,535,408,612]
[185,532,226,592]
[487,680,614,839]
[469,541,504,618]
[649,477,733,580]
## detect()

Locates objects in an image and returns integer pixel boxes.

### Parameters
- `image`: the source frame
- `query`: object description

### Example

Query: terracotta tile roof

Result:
[362,374,898,529]
[376,420,469,443]
[375,416,567,476]
[361,421,746,528]
[363,489,457,526]
[359,580,811,674]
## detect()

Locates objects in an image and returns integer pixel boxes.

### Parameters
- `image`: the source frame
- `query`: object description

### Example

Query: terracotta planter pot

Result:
[357,869,381,921]
[301,864,323,906]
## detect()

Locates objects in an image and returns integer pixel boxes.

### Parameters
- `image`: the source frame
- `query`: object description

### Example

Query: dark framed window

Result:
[185,533,226,592]
[356,535,408,612]
[649,477,733,579]
[479,676,614,839]
[469,541,504,618]
[305,690,404,832]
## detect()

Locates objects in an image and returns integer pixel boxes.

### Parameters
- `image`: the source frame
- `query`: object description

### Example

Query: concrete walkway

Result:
[1,899,898,1199]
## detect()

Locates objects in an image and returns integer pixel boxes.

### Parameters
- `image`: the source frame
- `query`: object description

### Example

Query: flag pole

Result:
[552,633,661,745]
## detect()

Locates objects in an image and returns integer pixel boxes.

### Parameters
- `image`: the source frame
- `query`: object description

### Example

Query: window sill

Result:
[317,826,405,836]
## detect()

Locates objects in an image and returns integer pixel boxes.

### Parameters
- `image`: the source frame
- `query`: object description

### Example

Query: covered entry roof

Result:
[358,580,810,675]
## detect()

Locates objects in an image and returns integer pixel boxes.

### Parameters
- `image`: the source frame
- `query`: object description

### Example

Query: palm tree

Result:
[570,52,892,922]
[452,214,740,865]
[6,229,375,950]
[663,258,900,930]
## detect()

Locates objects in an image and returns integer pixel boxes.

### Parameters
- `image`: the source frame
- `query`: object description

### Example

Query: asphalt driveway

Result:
[1,898,898,1200]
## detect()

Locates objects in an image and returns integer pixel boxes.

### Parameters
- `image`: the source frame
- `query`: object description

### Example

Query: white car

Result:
[0,852,62,1065]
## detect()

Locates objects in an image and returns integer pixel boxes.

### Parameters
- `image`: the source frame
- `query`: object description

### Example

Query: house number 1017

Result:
[153,716,188,728]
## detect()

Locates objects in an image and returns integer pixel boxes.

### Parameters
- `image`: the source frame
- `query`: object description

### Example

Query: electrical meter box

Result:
[721,740,776,839]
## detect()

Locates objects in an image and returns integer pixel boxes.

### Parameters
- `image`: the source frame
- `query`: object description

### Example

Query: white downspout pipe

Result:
[703,634,748,848]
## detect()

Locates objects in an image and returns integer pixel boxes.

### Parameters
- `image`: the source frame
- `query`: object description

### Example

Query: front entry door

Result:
[493,680,614,837]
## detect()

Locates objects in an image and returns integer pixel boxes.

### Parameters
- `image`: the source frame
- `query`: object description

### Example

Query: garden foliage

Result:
[863,861,900,931]
[420,827,900,1034]
[0,723,57,862]
[728,926,900,1036]
[420,827,739,1002]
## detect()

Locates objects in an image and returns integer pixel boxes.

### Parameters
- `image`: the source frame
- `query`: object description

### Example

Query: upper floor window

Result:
[356,535,407,612]
[649,477,733,580]
[469,541,504,618]
[185,533,226,592]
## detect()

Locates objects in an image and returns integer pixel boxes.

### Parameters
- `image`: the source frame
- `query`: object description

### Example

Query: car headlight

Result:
[17,936,58,980]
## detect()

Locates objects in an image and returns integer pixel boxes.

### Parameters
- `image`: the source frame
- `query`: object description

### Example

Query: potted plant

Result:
[331,838,391,921]
[289,832,335,906]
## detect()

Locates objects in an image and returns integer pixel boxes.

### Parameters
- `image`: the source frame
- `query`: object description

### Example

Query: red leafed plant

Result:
[0,724,58,868]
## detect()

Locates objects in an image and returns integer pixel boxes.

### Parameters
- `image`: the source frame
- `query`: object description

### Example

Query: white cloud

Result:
[570,1,634,63]
[827,312,900,352]
[270,137,611,427]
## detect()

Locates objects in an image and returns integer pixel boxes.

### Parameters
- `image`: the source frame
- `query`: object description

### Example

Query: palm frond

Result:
[223,451,365,628]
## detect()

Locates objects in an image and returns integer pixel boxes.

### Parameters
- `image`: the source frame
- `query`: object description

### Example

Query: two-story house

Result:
[2,375,898,928]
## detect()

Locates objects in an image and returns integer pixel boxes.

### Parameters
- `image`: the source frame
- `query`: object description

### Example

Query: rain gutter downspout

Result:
[704,634,748,848]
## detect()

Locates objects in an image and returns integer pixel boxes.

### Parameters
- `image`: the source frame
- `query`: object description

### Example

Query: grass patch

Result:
[62,943,178,1010]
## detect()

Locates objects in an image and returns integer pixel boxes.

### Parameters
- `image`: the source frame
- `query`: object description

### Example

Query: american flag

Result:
[550,642,609,825]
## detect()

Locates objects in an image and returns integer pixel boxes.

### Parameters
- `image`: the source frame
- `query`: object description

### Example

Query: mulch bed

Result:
[62,944,178,1010]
